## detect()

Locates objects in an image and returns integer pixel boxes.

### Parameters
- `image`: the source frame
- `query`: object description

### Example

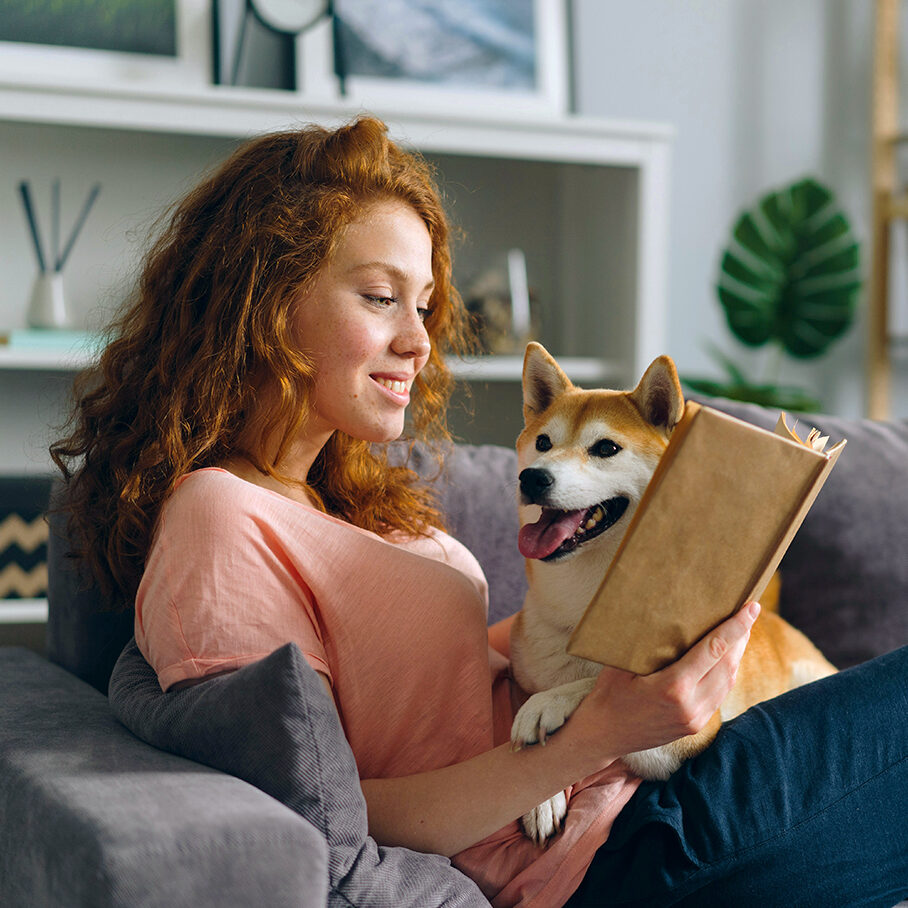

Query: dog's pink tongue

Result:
[518,508,585,559]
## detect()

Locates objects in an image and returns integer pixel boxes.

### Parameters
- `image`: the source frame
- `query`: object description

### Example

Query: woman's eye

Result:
[417,307,432,322]
[364,294,397,308]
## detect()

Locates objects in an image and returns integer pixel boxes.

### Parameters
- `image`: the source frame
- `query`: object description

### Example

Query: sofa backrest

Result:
[49,401,907,693]
[46,484,133,694]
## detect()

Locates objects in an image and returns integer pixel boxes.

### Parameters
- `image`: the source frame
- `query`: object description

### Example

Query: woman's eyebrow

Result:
[348,261,435,292]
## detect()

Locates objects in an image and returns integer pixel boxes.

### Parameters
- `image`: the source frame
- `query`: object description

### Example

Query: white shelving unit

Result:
[0,74,671,454]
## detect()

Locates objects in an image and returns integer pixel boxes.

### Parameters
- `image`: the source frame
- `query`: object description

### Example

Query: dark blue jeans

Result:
[566,646,908,907]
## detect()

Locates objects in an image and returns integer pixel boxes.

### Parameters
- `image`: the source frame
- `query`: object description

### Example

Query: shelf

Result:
[0,342,618,385]
[0,598,48,624]
[0,75,672,165]
[449,355,620,383]
[0,347,98,371]
[0,331,102,371]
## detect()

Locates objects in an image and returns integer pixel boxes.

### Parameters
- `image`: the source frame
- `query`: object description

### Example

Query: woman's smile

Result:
[372,374,413,401]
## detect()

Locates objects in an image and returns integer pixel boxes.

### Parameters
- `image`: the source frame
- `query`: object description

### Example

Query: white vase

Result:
[27,271,71,330]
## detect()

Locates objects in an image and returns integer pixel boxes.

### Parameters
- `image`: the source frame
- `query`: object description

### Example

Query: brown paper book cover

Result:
[566,402,846,675]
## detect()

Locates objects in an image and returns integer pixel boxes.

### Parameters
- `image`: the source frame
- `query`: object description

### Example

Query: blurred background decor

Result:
[0,0,177,55]
[464,248,540,355]
[18,179,101,330]
[0,0,208,87]
[683,177,862,412]
[212,0,330,90]
[331,0,568,116]
[0,475,52,604]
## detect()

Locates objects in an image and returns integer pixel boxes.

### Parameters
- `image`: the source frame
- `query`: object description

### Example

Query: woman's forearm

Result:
[333,602,759,857]
[360,729,615,857]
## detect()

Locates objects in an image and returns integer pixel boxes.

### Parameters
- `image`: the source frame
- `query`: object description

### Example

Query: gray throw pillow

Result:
[694,396,908,667]
[108,639,490,908]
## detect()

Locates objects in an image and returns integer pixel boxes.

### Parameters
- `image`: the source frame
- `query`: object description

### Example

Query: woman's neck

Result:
[219,456,319,508]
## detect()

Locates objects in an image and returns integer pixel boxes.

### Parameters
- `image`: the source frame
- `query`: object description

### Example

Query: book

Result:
[566,402,846,675]
[0,329,102,352]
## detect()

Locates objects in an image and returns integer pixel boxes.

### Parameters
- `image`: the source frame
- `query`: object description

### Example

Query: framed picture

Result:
[0,0,210,90]
[319,0,569,118]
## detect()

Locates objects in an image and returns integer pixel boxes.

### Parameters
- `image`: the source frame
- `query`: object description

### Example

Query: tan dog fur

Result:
[509,343,836,844]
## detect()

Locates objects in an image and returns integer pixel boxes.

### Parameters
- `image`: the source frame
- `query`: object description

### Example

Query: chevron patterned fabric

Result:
[0,476,53,601]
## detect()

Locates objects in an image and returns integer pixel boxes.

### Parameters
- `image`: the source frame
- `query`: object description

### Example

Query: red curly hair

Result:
[51,116,473,604]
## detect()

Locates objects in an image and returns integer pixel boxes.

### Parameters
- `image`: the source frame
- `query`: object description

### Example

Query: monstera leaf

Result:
[682,344,822,412]
[717,177,861,358]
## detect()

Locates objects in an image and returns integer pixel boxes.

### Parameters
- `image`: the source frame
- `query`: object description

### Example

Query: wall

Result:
[573,0,907,418]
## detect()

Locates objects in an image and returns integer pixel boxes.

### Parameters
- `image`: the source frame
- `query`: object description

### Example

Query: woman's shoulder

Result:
[166,467,247,516]
[161,467,291,537]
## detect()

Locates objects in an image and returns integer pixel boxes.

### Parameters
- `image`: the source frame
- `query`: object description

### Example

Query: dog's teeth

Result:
[584,505,605,531]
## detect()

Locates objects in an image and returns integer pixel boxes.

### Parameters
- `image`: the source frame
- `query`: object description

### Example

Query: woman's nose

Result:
[393,308,431,359]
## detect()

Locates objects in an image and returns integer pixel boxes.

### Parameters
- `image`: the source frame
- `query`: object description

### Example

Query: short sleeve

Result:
[135,471,332,691]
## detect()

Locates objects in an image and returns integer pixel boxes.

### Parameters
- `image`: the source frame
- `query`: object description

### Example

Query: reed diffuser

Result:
[17,179,101,330]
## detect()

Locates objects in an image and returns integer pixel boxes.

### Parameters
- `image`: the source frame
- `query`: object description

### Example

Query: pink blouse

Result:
[136,468,640,907]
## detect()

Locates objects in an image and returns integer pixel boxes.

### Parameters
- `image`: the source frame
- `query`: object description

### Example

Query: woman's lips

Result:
[372,375,412,402]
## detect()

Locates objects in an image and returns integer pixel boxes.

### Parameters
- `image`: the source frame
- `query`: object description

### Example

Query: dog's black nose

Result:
[519,468,554,501]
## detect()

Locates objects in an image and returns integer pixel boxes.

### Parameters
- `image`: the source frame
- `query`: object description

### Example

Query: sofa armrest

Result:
[0,647,328,908]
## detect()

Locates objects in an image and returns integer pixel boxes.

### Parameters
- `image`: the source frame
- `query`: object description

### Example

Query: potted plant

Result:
[684,177,862,411]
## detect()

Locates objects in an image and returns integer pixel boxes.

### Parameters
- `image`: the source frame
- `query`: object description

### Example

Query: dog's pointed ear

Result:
[629,355,685,433]
[522,342,572,424]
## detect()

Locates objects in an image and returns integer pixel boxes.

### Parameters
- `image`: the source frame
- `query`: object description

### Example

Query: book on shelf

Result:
[0,329,102,352]
[567,402,846,675]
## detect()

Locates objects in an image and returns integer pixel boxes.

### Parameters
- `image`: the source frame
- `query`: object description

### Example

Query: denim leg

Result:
[566,646,908,908]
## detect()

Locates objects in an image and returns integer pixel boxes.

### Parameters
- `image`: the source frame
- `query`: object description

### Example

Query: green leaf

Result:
[680,376,822,412]
[716,177,862,358]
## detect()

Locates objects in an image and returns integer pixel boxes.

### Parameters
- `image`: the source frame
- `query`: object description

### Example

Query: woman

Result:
[52,117,907,907]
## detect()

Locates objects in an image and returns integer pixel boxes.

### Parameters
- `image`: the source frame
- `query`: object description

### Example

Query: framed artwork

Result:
[0,0,210,90]
[321,0,569,118]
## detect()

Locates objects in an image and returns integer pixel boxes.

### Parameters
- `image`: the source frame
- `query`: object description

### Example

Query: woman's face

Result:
[292,199,434,454]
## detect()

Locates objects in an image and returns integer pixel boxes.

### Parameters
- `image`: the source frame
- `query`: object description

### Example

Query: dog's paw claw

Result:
[510,686,589,751]
[521,792,567,845]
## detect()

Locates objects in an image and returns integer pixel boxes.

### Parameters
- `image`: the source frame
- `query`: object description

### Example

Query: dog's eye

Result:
[590,439,621,458]
[535,434,552,452]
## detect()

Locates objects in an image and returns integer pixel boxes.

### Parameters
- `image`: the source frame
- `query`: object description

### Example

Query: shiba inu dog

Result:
[509,342,836,844]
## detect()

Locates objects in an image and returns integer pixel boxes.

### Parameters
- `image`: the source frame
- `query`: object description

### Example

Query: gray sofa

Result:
[1,396,906,907]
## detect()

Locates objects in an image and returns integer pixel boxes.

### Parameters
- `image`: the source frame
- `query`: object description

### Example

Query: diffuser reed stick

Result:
[18,181,48,273]
[16,179,101,275]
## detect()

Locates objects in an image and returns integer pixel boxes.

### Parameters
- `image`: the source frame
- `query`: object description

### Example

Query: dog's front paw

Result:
[510,679,596,750]
[521,791,568,846]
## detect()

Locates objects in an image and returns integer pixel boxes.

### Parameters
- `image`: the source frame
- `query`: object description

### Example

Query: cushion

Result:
[695,396,908,667]
[108,638,490,908]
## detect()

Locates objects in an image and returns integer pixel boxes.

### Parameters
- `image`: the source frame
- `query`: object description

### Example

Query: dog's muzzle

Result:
[518,467,630,560]
[519,468,554,503]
